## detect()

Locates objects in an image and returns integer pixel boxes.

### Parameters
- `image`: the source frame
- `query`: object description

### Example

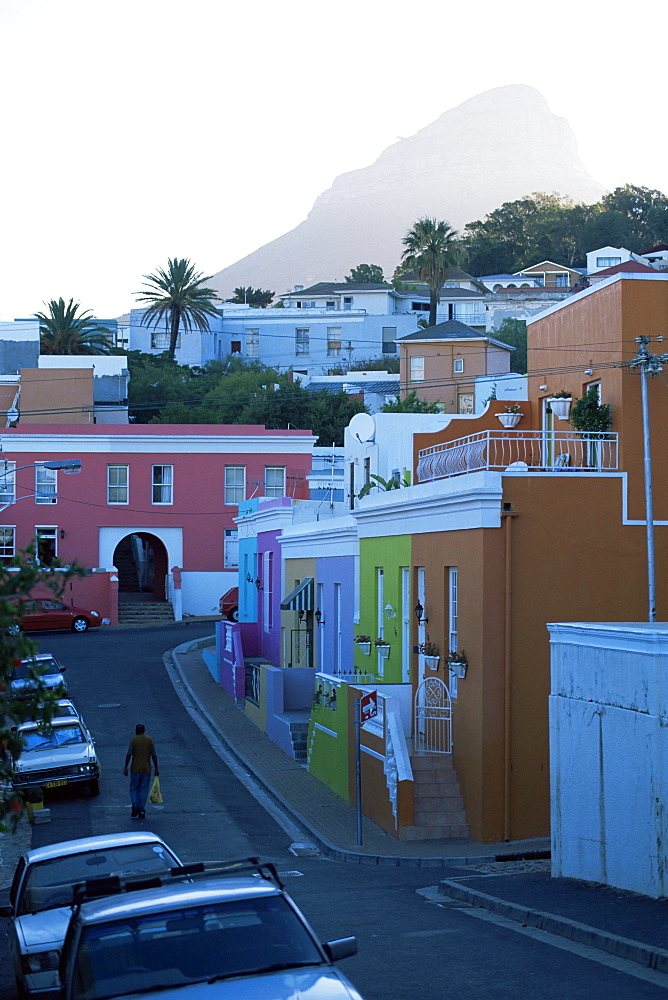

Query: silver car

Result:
[12,717,99,797]
[59,860,363,1000]
[1,832,183,998]
[10,655,68,699]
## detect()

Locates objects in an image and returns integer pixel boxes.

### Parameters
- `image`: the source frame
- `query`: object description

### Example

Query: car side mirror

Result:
[0,904,14,917]
[323,936,358,962]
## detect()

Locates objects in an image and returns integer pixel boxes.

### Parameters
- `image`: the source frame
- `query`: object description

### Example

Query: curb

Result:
[167,640,544,869]
[439,879,668,973]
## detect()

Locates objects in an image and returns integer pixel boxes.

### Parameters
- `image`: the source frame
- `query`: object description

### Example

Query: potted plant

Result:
[547,390,572,421]
[374,636,390,659]
[569,387,612,467]
[497,403,523,429]
[355,634,371,655]
[419,640,440,670]
[447,649,468,678]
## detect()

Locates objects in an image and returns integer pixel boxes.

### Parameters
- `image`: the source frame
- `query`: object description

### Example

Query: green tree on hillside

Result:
[226,287,275,307]
[401,217,458,326]
[345,264,385,284]
[36,298,113,355]
[495,318,527,374]
[136,258,220,360]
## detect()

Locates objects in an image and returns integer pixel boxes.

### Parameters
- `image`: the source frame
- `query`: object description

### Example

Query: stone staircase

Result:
[398,752,470,841]
[287,718,309,762]
[117,601,175,626]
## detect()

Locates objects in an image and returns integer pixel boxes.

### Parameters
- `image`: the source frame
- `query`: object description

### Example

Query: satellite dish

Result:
[349,412,376,443]
[6,407,19,423]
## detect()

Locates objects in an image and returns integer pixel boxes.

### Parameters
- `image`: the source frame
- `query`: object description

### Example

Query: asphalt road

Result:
[2,624,667,1000]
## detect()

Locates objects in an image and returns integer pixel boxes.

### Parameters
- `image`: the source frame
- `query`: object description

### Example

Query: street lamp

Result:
[0,459,82,512]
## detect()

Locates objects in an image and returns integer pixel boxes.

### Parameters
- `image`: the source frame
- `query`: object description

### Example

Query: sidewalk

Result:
[168,636,668,977]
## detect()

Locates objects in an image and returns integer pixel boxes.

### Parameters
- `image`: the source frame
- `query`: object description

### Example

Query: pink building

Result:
[0,424,316,624]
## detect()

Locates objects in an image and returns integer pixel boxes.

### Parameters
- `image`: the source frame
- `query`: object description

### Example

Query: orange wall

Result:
[400,341,510,409]
[20,369,94,423]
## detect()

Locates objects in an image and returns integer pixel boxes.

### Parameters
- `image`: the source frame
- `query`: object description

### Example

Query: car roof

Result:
[17,717,84,734]
[21,653,60,663]
[25,831,173,866]
[78,877,282,925]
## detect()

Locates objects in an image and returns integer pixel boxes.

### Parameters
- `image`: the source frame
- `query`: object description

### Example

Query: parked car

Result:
[0,832,183,998]
[10,655,67,699]
[12,716,100,798]
[59,858,363,1000]
[8,599,103,634]
[219,586,239,621]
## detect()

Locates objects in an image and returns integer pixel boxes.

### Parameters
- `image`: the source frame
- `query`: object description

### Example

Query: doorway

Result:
[113,533,168,599]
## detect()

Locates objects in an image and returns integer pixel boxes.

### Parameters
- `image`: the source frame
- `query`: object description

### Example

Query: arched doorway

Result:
[113,532,169,600]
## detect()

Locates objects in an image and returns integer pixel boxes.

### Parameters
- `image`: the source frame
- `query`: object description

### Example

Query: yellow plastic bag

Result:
[149,776,163,804]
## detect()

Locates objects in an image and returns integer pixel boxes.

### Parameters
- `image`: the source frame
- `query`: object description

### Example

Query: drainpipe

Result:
[501,504,517,841]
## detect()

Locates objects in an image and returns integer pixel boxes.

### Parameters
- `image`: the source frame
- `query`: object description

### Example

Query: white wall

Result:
[548,622,668,899]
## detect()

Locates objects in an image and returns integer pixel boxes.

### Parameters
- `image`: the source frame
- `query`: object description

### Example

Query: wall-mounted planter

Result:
[449,660,467,678]
[548,397,572,421]
[355,642,371,655]
[497,412,522,429]
[376,645,390,659]
[424,655,440,670]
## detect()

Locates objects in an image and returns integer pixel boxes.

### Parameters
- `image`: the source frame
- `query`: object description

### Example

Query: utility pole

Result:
[629,336,668,622]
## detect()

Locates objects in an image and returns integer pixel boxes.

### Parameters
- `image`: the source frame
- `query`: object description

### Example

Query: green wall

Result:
[358,535,411,683]
[307,681,350,800]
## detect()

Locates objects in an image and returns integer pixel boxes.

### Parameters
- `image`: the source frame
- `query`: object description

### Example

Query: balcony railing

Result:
[417,430,618,482]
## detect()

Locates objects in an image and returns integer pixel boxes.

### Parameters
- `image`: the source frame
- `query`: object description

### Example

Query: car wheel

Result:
[88,779,100,797]
[7,623,21,636]
[226,606,239,622]
[72,617,89,633]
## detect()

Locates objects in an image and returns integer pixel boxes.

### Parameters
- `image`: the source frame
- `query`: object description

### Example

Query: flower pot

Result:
[548,397,571,421]
[376,645,390,659]
[449,660,467,679]
[26,801,44,821]
[423,655,440,670]
[497,412,522,428]
[356,642,371,655]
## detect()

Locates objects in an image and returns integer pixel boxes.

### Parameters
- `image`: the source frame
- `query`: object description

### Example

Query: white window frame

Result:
[35,464,57,505]
[448,567,459,698]
[107,464,129,504]
[263,550,273,632]
[152,465,173,505]
[224,466,246,505]
[453,357,464,374]
[264,467,286,498]
[224,529,238,569]
[0,461,16,506]
[327,327,342,357]
[295,328,310,355]
[35,526,58,567]
[0,525,16,561]
[382,327,397,354]
[377,566,385,677]
[410,356,425,382]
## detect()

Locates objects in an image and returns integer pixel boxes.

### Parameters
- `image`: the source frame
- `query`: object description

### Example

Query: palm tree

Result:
[401,217,459,326]
[36,298,114,355]
[136,258,220,360]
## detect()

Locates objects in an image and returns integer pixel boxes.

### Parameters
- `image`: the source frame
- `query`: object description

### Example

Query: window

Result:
[152,465,173,504]
[295,328,310,355]
[107,465,128,504]
[410,356,424,381]
[453,358,464,374]
[224,466,245,505]
[151,330,180,350]
[265,467,286,498]
[555,274,569,287]
[458,393,474,414]
[246,329,259,358]
[231,340,241,354]
[327,327,342,357]
[326,301,336,310]
[35,527,57,567]
[0,461,16,506]
[224,529,238,569]
[596,256,621,268]
[343,297,353,311]
[263,550,273,631]
[411,301,429,311]
[0,526,15,562]
[35,464,57,504]
[382,327,397,354]
[448,568,459,654]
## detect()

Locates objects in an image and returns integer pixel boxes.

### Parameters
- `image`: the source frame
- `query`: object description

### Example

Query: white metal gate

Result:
[414,677,452,754]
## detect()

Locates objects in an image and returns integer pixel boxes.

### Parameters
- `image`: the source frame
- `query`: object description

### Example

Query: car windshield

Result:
[72,896,323,1000]
[21,725,85,751]
[13,664,58,681]
[18,843,179,915]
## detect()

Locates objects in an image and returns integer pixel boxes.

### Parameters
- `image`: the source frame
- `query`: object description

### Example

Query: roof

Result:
[281,577,314,611]
[515,260,579,273]
[592,261,657,276]
[305,380,398,395]
[643,244,668,253]
[284,282,391,295]
[397,319,488,342]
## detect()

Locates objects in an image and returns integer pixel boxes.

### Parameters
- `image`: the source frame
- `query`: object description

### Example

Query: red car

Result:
[219,587,239,621]
[8,599,103,634]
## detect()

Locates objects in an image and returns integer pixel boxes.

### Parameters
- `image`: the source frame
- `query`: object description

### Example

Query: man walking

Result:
[123,723,159,819]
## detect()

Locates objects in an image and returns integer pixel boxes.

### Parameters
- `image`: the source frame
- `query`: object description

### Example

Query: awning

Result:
[280,577,314,612]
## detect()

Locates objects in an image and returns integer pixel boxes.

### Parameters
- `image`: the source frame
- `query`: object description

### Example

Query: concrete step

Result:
[118,602,175,624]
[398,823,470,841]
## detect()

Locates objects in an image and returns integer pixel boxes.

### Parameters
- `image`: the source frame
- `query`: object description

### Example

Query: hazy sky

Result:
[1,0,667,320]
